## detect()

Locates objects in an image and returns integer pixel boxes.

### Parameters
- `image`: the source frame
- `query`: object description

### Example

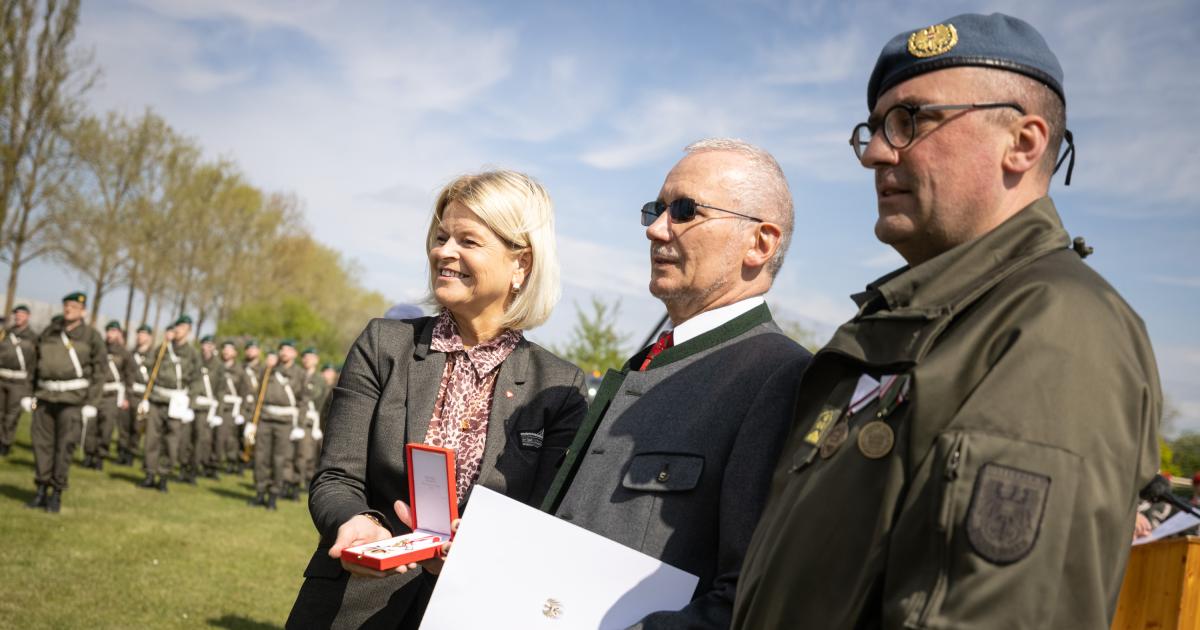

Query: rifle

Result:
[242,361,274,462]
[138,336,172,420]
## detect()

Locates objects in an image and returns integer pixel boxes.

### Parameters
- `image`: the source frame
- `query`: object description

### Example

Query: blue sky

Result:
[12,0,1199,430]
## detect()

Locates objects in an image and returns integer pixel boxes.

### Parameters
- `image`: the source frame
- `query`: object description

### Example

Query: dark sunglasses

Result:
[640,198,762,227]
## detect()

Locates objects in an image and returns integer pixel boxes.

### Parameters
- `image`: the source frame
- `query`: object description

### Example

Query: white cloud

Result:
[1151,275,1200,289]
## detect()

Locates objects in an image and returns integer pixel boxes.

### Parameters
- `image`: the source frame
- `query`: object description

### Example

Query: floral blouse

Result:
[424,310,522,499]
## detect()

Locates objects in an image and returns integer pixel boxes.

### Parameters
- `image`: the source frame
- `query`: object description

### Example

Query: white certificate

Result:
[420,487,699,629]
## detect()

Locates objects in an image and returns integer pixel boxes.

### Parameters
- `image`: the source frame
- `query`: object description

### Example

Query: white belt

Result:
[222,394,243,404]
[153,385,187,398]
[42,378,89,392]
[193,398,216,409]
[103,382,124,393]
[131,383,147,393]
[262,404,298,418]
[0,368,28,380]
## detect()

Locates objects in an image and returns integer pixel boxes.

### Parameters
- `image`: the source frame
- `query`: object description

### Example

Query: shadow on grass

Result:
[0,482,35,504]
[209,486,255,502]
[207,614,282,630]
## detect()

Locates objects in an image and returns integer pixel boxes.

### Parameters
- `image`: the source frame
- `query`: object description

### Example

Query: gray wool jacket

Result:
[542,303,812,630]
[289,316,588,629]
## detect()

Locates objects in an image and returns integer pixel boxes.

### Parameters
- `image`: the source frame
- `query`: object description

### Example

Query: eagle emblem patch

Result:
[966,463,1050,564]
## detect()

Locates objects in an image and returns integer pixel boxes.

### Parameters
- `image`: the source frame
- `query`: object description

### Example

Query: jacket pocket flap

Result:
[303,549,345,579]
[622,452,704,492]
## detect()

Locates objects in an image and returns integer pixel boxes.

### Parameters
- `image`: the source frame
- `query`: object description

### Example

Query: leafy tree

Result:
[771,305,825,353]
[1170,432,1200,480]
[217,297,335,357]
[556,296,628,376]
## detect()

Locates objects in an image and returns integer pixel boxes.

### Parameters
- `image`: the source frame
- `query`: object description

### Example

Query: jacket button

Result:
[657,471,670,483]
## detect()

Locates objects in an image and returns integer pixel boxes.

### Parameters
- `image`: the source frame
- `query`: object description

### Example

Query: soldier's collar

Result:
[859,197,1069,315]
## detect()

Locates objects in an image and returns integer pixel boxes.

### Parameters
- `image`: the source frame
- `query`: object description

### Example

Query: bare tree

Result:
[0,0,91,312]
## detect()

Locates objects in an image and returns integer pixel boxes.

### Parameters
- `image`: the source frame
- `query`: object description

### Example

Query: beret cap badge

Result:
[907,23,958,58]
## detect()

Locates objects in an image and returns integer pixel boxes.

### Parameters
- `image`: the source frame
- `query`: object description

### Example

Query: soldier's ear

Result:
[1002,113,1049,177]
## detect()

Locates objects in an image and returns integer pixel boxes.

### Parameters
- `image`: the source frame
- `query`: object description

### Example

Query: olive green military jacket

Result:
[241,359,262,408]
[33,321,106,406]
[0,324,38,383]
[147,339,200,403]
[189,354,222,413]
[129,345,154,402]
[733,197,1161,629]
[102,341,135,401]
[302,369,327,430]
[257,362,308,423]
[215,360,248,420]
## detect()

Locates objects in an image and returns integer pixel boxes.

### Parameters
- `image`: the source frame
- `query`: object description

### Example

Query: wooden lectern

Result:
[1111,536,1200,630]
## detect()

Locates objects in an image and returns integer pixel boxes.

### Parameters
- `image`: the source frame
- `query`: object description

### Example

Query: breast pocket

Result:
[621,452,705,493]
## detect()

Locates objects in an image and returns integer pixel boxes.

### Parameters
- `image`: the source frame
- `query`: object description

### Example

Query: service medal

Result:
[857,421,895,459]
[820,421,849,459]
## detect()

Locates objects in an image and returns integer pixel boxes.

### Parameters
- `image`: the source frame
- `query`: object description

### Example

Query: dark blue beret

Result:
[867,13,1064,112]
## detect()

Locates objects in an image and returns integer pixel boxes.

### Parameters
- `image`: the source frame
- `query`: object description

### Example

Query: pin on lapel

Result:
[505,390,514,398]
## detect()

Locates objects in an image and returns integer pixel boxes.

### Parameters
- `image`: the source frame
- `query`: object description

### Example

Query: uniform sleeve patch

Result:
[966,463,1050,565]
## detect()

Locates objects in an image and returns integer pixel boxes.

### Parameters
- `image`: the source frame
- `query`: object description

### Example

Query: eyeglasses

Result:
[640,198,762,227]
[849,102,1026,160]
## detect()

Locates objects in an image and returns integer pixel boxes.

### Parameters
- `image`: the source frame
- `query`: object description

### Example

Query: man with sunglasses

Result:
[541,138,810,629]
[733,14,1161,629]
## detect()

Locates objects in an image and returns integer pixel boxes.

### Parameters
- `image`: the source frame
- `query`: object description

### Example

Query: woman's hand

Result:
[329,514,397,578]
[394,500,461,576]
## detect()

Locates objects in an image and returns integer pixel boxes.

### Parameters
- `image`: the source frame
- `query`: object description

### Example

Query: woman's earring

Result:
[512,281,522,294]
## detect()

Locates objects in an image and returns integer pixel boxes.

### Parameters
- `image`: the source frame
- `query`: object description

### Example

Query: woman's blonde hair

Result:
[425,170,560,331]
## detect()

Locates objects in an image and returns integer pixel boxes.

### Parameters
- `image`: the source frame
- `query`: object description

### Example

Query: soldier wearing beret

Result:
[180,333,220,482]
[733,14,1161,628]
[82,321,134,470]
[238,338,262,463]
[26,292,106,513]
[137,314,200,493]
[247,340,308,510]
[289,346,325,498]
[123,324,155,465]
[211,340,247,475]
[0,304,38,457]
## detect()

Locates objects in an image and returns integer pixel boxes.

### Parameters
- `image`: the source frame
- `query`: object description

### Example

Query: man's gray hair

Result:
[683,138,794,276]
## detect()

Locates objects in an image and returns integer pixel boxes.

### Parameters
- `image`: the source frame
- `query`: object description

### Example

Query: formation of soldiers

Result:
[0,292,338,513]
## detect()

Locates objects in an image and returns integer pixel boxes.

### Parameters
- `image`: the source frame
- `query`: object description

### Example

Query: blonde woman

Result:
[288,171,587,628]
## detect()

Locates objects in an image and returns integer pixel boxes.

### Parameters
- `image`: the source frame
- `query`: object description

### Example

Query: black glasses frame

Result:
[849,102,1026,159]
[640,198,762,227]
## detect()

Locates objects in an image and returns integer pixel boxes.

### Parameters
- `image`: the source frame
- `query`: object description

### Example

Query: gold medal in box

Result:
[343,444,459,571]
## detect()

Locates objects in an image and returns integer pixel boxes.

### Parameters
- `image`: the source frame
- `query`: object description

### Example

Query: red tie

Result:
[639,331,674,371]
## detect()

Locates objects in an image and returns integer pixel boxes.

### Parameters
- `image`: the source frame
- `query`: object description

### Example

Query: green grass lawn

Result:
[0,415,318,629]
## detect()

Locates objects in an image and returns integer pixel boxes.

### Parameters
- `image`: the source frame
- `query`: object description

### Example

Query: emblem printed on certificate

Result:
[542,598,563,620]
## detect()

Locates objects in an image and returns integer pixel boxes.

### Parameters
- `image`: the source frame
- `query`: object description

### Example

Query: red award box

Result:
[342,444,459,571]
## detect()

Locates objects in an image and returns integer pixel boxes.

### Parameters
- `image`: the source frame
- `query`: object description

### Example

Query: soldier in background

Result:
[124,324,155,465]
[212,340,247,475]
[0,304,37,457]
[247,340,308,510]
[239,339,262,460]
[26,292,105,513]
[137,315,199,493]
[181,334,219,482]
[289,347,326,497]
[83,321,133,470]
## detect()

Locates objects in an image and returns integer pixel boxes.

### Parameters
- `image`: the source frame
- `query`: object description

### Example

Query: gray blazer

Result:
[287,316,588,629]
[546,304,811,630]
